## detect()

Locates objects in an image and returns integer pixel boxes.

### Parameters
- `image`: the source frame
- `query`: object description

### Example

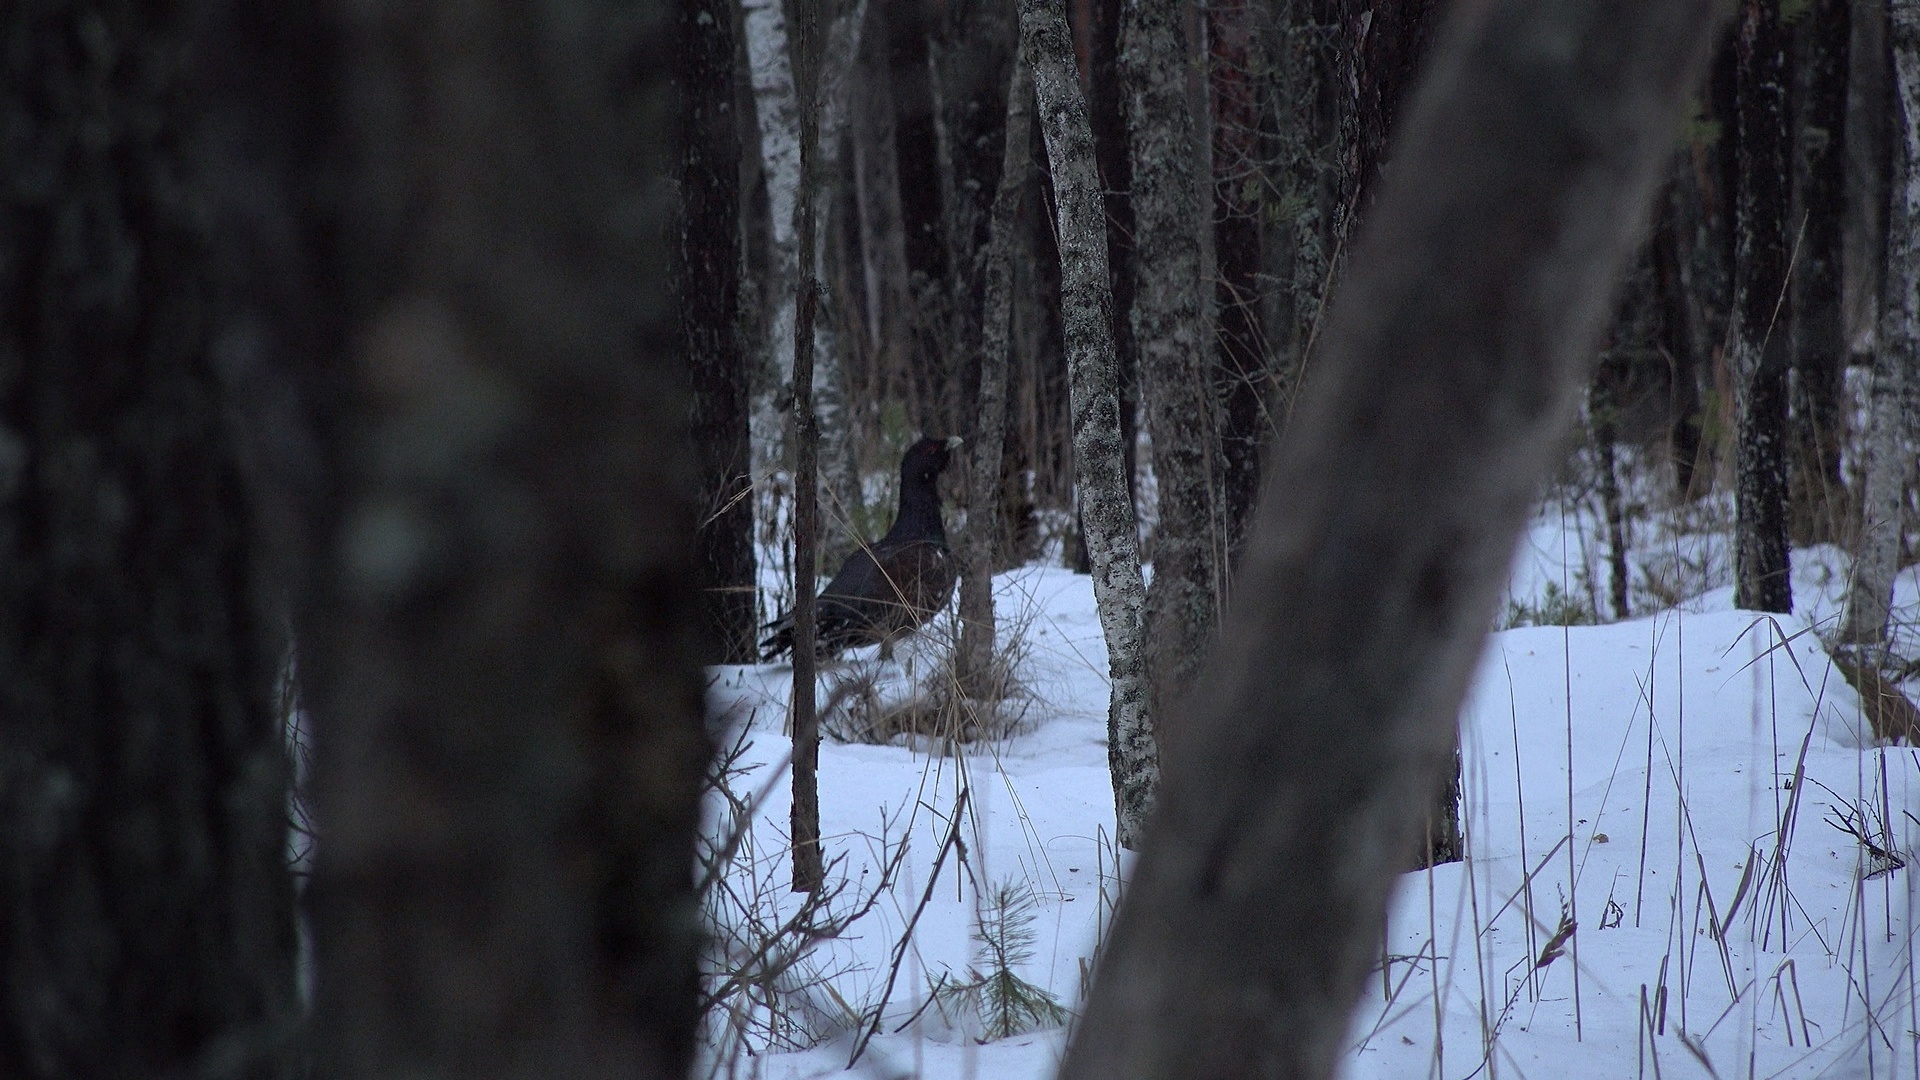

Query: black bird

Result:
[761,435,964,661]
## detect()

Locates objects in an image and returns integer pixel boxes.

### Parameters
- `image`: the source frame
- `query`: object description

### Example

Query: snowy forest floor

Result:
[700,502,1920,1080]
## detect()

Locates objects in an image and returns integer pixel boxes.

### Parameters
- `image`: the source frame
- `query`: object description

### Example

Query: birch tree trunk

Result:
[809,0,869,547]
[1058,1,1723,1074]
[1122,0,1218,745]
[1023,0,1157,848]
[1841,0,1920,649]
[958,54,1033,698]
[1732,0,1794,614]
[742,0,863,535]
[743,0,803,470]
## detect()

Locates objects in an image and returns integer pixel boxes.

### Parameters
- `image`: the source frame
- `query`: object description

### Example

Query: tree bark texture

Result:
[787,0,827,895]
[1023,0,1157,850]
[1841,0,1920,649]
[257,2,713,1075]
[1085,0,1142,505]
[1732,0,1794,615]
[807,0,869,549]
[0,5,300,1074]
[1259,0,1341,435]
[958,54,1034,698]
[743,0,803,472]
[1123,0,1218,747]
[1057,2,1724,1076]
[1848,0,1891,355]
[1656,161,1710,495]
[928,5,1018,452]
[1210,0,1267,570]
[742,0,863,527]
[1789,0,1850,545]
[852,0,912,407]
[684,0,759,663]
[1592,385,1633,620]
[1341,0,1441,222]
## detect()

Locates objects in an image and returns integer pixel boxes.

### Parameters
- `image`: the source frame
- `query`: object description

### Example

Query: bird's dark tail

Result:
[758,617,794,662]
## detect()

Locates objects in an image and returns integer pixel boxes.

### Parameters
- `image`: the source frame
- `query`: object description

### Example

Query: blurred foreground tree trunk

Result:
[0,5,299,1074]
[1058,1,1723,1075]
[215,0,714,1075]
[1024,0,1157,848]
[1731,0,1794,614]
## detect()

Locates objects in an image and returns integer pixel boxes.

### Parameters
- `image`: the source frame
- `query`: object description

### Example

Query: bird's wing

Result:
[866,540,955,622]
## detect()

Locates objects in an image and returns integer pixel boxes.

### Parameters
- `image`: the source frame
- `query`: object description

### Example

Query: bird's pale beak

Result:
[945,435,964,451]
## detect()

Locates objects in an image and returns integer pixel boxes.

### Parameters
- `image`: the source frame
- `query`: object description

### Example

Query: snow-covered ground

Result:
[702,511,1920,1079]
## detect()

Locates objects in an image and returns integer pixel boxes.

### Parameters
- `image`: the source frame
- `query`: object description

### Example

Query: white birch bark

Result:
[1121,0,1218,746]
[1022,0,1156,848]
[742,0,865,520]
[742,0,801,471]
[1841,0,1920,647]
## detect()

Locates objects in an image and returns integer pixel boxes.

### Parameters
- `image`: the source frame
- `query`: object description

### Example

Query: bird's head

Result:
[901,434,963,485]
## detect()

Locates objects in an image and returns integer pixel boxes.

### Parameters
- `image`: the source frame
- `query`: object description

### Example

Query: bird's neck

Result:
[888,476,945,541]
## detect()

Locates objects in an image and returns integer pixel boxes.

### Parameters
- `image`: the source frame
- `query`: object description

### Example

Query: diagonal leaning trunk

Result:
[1058,1,1724,1075]
[1022,0,1157,849]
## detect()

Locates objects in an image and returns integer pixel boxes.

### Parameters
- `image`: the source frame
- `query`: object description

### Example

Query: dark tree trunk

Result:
[852,0,913,419]
[958,53,1033,698]
[1059,2,1724,1074]
[1789,0,1851,546]
[0,6,300,1075]
[684,0,758,663]
[1732,0,1794,615]
[1592,382,1634,620]
[1655,162,1710,496]
[1260,0,1342,431]
[1342,0,1441,220]
[212,0,714,1074]
[928,2,1015,442]
[1846,0,1890,356]
[788,0,827,895]
[1209,0,1267,570]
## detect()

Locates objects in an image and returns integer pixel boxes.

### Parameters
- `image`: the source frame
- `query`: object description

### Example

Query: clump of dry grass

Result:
[821,608,1037,747]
